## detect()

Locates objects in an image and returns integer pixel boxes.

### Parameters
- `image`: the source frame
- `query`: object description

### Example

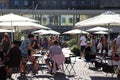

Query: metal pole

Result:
[107,23,110,50]
[32,1,34,18]
[11,21,14,42]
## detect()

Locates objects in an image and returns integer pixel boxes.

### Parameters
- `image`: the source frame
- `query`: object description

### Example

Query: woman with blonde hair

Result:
[1,33,11,55]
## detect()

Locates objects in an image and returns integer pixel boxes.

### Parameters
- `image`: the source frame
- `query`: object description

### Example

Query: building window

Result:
[52,1,57,6]
[14,0,19,6]
[41,15,49,25]
[24,0,28,6]
[43,1,47,6]
[80,0,85,6]
[90,0,95,6]
[61,17,66,24]
[69,18,73,23]
[49,16,53,23]
[80,15,89,21]
[0,3,5,9]
[61,15,73,26]
[62,1,67,6]
[71,1,76,6]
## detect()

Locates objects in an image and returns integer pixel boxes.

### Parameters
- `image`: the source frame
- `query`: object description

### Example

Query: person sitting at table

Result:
[45,40,65,74]
[107,42,120,78]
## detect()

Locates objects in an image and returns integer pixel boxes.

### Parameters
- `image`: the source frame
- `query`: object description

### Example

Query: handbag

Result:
[65,57,71,64]
[95,61,102,68]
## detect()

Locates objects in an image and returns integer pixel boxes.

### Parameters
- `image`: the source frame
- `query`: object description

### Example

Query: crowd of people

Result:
[0,33,64,80]
[77,32,120,77]
[0,31,120,79]
[78,33,109,59]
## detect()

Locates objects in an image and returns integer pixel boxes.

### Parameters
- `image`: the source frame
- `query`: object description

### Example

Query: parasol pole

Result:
[11,20,14,42]
[107,23,110,50]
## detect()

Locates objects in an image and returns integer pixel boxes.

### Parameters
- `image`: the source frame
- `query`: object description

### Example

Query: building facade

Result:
[8,0,100,10]
[8,0,120,10]
[0,0,9,9]
[9,0,31,9]
[0,0,120,33]
[100,0,120,9]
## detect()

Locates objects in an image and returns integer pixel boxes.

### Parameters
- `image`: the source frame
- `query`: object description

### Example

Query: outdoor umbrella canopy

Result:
[75,11,120,49]
[32,29,48,34]
[0,29,15,32]
[86,27,109,32]
[32,23,50,30]
[63,29,88,34]
[46,30,60,34]
[0,22,50,31]
[0,13,50,31]
[94,31,108,34]
[0,13,37,22]
[32,29,60,34]
[0,13,39,41]
[0,13,40,31]
[75,11,120,27]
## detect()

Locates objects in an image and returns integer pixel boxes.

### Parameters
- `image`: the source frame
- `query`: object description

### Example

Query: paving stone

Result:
[11,48,119,80]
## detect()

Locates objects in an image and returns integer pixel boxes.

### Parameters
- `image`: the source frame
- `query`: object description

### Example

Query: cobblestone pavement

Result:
[11,48,120,80]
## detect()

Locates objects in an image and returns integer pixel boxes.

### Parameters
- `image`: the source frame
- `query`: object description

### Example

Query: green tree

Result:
[14,31,26,40]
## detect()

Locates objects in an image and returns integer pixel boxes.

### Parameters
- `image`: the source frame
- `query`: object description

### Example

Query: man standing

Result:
[20,34,34,75]
[78,33,87,59]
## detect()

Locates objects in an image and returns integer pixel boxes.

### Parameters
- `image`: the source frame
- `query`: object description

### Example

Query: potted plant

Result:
[71,45,80,56]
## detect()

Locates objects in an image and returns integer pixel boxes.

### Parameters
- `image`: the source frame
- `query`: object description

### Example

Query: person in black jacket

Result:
[6,41,21,79]
[0,43,7,80]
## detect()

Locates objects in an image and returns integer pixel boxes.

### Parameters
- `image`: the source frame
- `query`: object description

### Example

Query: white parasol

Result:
[94,31,108,34]
[63,29,88,34]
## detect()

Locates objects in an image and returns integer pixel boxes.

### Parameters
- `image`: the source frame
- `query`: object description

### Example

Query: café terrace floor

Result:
[11,48,120,80]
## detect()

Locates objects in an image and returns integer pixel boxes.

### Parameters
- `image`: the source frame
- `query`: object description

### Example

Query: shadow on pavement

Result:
[90,76,120,80]
[35,72,75,80]
[89,67,101,71]
[17,75,29,80]
[53,72,69,80]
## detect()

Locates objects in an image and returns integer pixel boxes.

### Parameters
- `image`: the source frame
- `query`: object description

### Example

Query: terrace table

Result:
[32,54,46,64]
